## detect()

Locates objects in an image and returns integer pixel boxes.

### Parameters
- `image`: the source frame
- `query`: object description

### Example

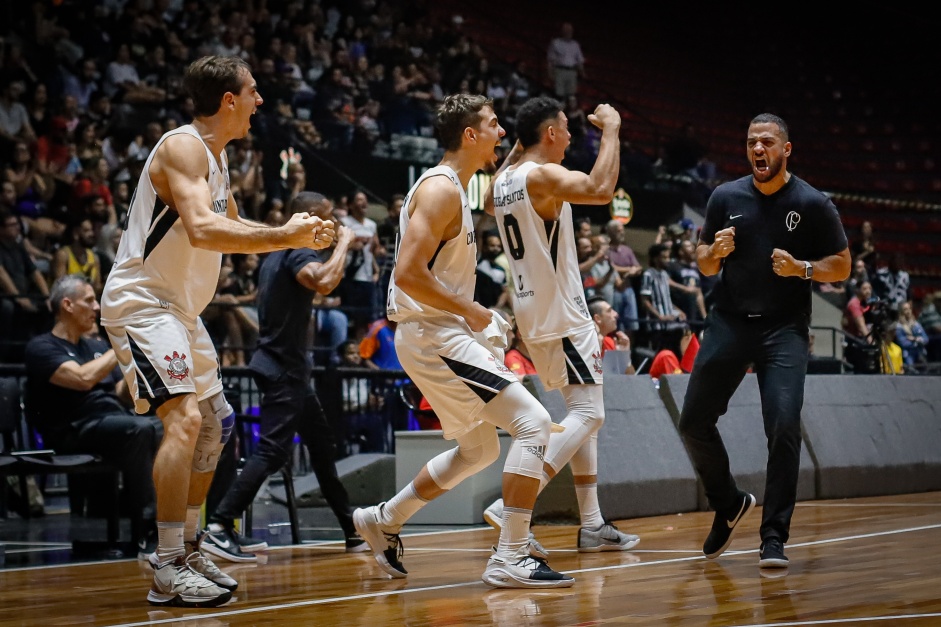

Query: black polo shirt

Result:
[700,175,847,318]
[24,334,127,434]
[249,248,324,382]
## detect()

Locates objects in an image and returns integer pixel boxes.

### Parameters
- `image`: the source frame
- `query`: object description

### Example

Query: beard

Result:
[753,157,783,182]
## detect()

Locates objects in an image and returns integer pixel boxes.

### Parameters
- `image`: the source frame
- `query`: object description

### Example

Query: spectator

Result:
[0,209,51,355]
[895,300,929,368]
[843,257,870,304]
[0,79,36,149]
[842,280,873,343]
[576,235,609,300]
[359,314,401,371]
[872,252,911,313]
[546,22,584,99]
[71,157,117,226]
[475,229,509,309]
[26,82,52,139]
[850,220,877,273]
[375,193,403,312]
[61,58,102,111]
[879,322,904,375]
[341,190,383,331]
[589,296,635,374]
[52,218,103,297]
[667,238,708,326]
[338,340,387,453]
[639,242,686,353]
[23,275,162,557]
[604,219,642,333]
[502,314,538,380]
[918,291,941,362]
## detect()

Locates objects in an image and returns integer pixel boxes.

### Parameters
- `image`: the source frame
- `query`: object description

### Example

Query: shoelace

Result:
[186,551,222,577]
[384,532,404,561]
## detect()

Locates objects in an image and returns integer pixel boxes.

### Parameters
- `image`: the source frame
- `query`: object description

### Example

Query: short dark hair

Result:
[183,56,252,118]
[750,113,789,142]
[293,191,329,215]
[434,94,493,152]
[587,295,609,317]
[648,242,669,260]
[515,96,563,148]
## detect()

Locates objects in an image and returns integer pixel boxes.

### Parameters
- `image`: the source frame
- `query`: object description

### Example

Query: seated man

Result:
[24,275,163,556]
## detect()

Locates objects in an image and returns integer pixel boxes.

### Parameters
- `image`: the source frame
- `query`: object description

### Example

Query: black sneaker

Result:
[758,538,789,568]
[345,532,370,553]
[136,523,158,561]
[207,522,268,552]
[200,526,260,563]
[703,490,756,559]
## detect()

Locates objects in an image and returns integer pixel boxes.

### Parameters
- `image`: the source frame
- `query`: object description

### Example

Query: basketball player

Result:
[482,96,640,553]
[353,94,573,589]
[100,56,334,608]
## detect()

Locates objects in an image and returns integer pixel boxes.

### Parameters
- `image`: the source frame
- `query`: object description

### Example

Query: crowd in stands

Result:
[3,0,939,482]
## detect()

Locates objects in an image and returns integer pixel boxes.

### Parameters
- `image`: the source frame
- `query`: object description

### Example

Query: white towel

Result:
[474,309,512,363]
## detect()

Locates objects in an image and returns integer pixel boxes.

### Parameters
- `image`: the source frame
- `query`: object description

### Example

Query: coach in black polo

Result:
[202,192,366,560]
[678,113,850,569]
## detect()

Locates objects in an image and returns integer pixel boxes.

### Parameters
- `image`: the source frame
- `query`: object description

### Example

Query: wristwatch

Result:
[803,261,814,280]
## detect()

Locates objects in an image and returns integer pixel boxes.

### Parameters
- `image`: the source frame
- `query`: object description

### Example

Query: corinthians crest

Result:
[591,351,604,375]
[164,351,189,380]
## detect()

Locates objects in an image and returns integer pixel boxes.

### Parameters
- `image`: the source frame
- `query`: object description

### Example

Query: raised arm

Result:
[296,224,355,294]
[526,104,621,220]
[152,134,332,253]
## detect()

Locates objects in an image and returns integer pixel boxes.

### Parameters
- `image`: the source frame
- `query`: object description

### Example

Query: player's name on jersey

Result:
[493,189,525,207]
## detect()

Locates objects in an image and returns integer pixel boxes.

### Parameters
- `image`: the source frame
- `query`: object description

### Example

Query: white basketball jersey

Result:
[492,161,593,342]
[101,125,229,328]
[386,165,477,323]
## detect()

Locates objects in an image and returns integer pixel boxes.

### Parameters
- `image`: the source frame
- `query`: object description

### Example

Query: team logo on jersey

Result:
[785,211,801,232]
[164,351,189,380]
[487,355,511,374]
[591,351,604,375]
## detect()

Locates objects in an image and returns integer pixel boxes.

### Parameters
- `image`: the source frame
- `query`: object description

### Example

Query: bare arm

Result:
[297,225,355,294]
[526,104,621,220]
[49,349,120,392]
[152,135,331,254]
[395,177,492,332]
[771,247,852,282]
[483,141,524,216]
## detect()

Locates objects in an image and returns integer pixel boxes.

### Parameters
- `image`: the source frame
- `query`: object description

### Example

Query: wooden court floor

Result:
[1,491,939,626]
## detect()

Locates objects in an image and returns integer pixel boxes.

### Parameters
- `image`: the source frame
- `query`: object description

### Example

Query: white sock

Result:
[156,522,185,566]
[184,505,202,544]
[379,483,427,530]
[575,481,604,529]
[497,506,532,558]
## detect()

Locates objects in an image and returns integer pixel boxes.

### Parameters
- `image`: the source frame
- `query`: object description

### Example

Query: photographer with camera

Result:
[842,281,874,342]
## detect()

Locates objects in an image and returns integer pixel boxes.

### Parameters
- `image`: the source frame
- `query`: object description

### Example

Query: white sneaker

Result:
[481,546,574,589]
[577,522,640,552]
[149,549,238,591]
[483,498,549,559]
[147,555,232,607]
[483,498,504,530]
[353,504,407,578]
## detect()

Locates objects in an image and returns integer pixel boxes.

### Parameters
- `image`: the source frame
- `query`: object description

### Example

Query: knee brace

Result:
[192,391,235,473]
[546,385,605,475]
[426,423,501,490]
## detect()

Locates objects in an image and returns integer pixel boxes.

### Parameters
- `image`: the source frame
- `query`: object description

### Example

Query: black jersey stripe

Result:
[544,220,560,270]
[440,354,511,403]
[562,336,595,384]
[143,205,179,261]
[127,331,168,400]
[427,240,447,270]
